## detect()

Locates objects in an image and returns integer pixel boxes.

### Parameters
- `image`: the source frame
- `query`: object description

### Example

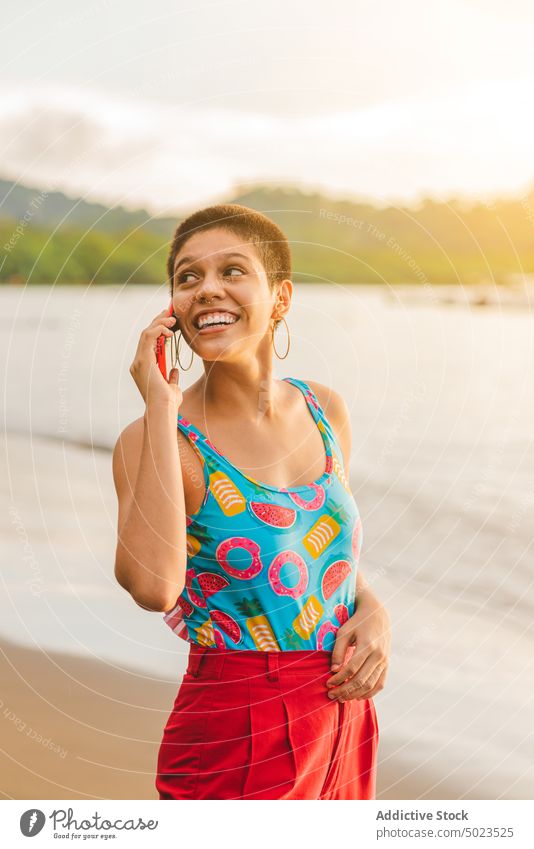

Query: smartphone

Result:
[156,299,178,381]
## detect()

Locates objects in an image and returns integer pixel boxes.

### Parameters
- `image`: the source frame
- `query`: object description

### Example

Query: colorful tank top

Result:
[162,377,363,651]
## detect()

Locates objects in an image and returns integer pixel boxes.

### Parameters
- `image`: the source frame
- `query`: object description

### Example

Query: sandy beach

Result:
[0,638,177,800]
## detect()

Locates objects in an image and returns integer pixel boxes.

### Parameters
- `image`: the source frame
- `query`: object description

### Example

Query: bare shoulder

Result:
[303,380,351,429]
[303,379,352,471]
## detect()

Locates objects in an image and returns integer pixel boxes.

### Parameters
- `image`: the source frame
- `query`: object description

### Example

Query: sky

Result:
[1,0,534,214]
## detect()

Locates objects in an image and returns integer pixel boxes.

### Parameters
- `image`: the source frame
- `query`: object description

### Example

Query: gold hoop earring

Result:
[176,330,194,371]
[272,316,290,360]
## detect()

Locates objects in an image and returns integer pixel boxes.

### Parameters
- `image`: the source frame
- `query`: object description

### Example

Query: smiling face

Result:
[171,227,290,360]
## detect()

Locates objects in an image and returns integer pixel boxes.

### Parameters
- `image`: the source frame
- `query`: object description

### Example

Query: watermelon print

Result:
[177,597,195,617]
[197,571,229,598]
[184,567,207,608]
[248,501,297,528]
[334,602,349,626]
[211,609,243,644]
[321,559,353,601]
[163,377,363,650]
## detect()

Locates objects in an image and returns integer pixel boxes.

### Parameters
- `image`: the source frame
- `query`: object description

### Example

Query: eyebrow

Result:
[174,251,251,272]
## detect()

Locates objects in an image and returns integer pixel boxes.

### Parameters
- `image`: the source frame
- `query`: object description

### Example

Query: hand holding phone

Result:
[129,302,181,409]
[156,299,179,381]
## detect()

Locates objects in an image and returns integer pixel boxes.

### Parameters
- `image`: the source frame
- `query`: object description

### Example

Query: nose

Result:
[193,273,226,302]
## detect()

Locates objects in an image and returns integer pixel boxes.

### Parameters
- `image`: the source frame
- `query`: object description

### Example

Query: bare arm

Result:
[309,381,391,696]
[112,307,187,613]
[306,380,369,595]
[112,404,188,612]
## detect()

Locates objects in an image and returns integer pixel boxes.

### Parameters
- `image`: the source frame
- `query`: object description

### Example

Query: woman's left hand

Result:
[325,588,391,702]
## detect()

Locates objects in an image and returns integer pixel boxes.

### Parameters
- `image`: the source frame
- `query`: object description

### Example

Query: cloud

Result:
[1,78,533,215]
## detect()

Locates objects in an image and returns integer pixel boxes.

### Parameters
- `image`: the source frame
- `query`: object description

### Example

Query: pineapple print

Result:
[328,499,350,526]
[281,627,304,650]
[332,453,352,494]
[235,595,280,651]
[302,498,352,558]
[188,524,215,548]
[302,514,341,558]
[210,469,247,516]
[293,594,324,639]
[164,379,364,652]
[195,618,217,646]
[186,533,201,559]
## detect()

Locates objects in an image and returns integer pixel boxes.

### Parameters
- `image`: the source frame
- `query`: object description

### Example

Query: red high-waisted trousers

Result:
[156,644,379,800]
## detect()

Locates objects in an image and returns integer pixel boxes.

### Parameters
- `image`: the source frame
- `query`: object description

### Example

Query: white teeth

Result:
[196,312,238,329]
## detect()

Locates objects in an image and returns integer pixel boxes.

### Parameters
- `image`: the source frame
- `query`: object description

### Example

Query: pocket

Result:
[283,683,339,799]
[195,676,252,799]
[156,680,214,799]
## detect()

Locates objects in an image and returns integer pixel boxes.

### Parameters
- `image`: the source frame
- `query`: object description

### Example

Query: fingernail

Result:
[331,664,340,671]
[328,692,336,699]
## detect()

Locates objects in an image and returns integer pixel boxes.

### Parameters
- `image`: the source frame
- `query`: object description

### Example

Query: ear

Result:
[273,278,293,319]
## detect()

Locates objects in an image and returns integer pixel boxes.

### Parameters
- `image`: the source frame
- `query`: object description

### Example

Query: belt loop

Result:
[188,645,209,678]
[266,652,280,682]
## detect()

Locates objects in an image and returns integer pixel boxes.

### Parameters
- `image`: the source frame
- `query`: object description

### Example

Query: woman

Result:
[112,203,391,800]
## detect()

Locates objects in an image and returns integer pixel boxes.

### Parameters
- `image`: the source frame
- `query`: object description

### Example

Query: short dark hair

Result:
[167,203,291,328]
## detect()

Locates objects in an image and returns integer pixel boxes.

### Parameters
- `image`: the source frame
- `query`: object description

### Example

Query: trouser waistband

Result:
[185,643,333,682]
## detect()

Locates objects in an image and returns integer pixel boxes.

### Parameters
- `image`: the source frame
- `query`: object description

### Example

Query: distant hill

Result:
[1,177,534,286]
[0,178,176,236]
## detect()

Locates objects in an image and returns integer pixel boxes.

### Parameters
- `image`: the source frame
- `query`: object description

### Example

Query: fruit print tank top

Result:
[163,377,363,651]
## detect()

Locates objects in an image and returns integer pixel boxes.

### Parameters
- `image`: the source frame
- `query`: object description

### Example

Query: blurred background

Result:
[1,0,533,800]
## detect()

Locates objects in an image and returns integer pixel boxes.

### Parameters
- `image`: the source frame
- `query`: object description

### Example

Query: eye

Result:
[224,266,245,276]
[177,271,196,284]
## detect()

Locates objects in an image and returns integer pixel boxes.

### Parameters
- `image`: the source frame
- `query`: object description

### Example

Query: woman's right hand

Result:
[129,308,183,409]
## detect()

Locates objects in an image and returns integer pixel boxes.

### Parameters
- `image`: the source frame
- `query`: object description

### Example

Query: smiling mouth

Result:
[193,312,240,330]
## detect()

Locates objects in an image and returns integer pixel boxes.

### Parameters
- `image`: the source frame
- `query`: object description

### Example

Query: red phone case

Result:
[156,300,174,379]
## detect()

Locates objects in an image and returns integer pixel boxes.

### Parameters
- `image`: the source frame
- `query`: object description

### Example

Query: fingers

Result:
[145,310,177,333]
[329,637,350,672]
[326,654,370,696]
[345,664,387,701]
[129,314,179,398]
[148,315,177,334]
[157,307,173,318]
[326,644,362,687]
[327,659,387,702]
[364,667,388,700]
[137,317,177,351]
